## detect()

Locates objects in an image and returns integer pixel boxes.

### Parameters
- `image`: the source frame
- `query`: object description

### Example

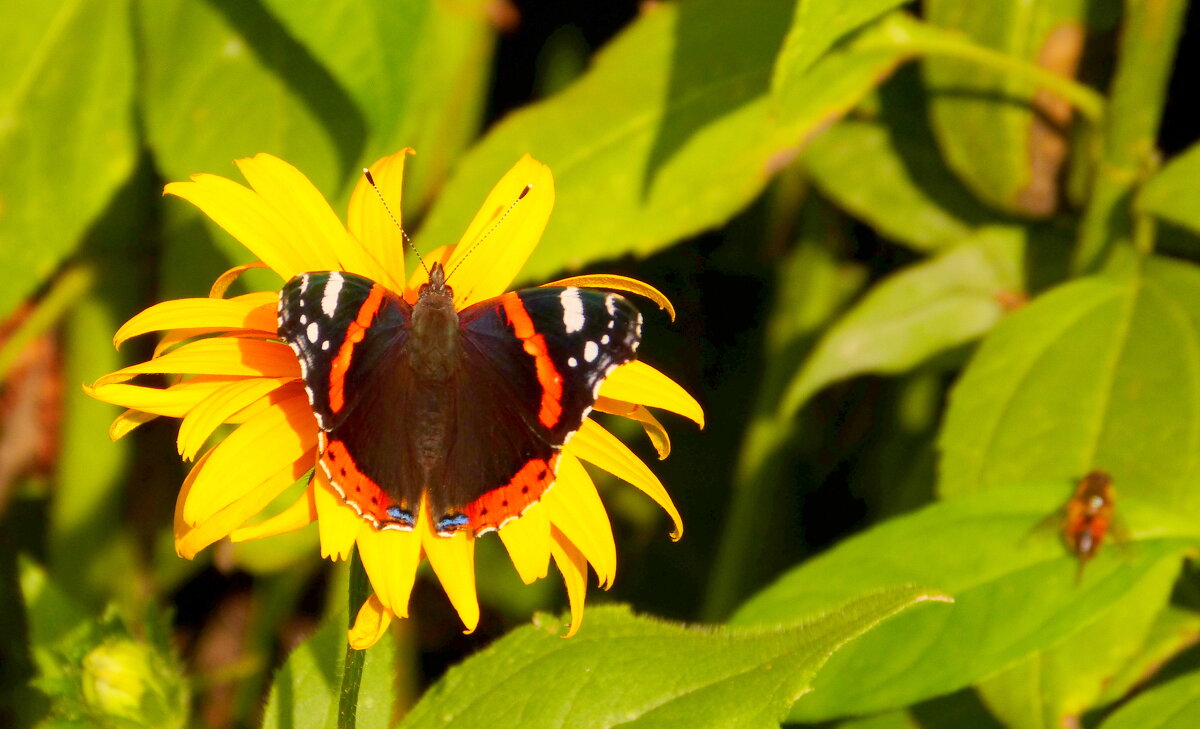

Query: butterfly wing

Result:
[443,286,642,534]
[278,271,422,528]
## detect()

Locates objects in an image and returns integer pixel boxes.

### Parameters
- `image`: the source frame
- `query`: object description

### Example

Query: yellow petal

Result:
[497,502,551,585]
[539,275,676,321]
[231,483,317,542]
[182,389,317,525]
[210,262,270,298]
[442,155,554,308]
[88,378,232,418]
[235,154,380,281]
[542,453,616,588]
[114,293,278,348]
[347,150,412,292]
[178,377,293,461]
[314,470,362,561]
[175,449,315,559]
[599,361,705,428]
[109,409,159,440]
[349,594,393,650]
[550,526,588,638]
[594,397,671,459]
[419,498,479,633]
[165,175,313,280]
[569,419,683,541]
[174,447,215,549]
[356,524,421,619]
[95,338,300,386]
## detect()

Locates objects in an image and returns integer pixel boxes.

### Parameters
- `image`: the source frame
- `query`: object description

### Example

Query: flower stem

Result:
[0,265,93,381]
[337,547,370,729]
[1073,0,1187,273]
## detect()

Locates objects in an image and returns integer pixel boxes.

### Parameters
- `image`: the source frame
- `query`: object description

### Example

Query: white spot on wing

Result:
[322,272,344,317]
[561,288,585,333]
[321,340,330,351]
[601,334,610,345]
[306,322,320,343]
[568,356,578,368]
[584,341,599,362]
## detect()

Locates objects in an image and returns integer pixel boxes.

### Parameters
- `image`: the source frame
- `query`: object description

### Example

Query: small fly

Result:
[1062,469,1117,581]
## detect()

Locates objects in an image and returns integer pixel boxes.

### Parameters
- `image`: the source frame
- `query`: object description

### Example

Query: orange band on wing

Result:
[329,284,388,413]
[464,455,558,534]
[500,293,563,429]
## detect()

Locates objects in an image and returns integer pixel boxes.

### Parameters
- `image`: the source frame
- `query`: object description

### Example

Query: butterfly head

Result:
[418,262,454,302]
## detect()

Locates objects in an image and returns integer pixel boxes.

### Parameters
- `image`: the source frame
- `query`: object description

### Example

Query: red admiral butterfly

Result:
[277,262,642,537]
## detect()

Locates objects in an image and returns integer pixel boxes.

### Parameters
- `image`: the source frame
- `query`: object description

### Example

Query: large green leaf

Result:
[416,0,910,282]
[399,593,942,729]
[923,0,1118,215]
[258,0,494,213]
[140,0,355,195]
[1138,141,1200,238]
[781,227,1024,417]
[0,0,136,319]
[1095,605,1200,706]
[770,0,911,110]
[732,484,1200,721]
[1100,671,1200,729]
[976,556,1180,728]
[262,612,396,729]
[938,255,1200,520]
[802,70,1001,251]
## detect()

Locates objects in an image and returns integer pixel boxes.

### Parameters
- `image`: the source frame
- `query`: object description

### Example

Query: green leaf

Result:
[770,0,911,110]
[938,255,1200,520]
[781,227,1024,416]
[262,612,396,729]
[1095,605,1200,706]
[416,0,909,283]
[257,0,495,213]
[803,70,1001,251]
[400,594,943,729]
[140,0,355,195]
[731,483,1200,721]
[923,0,1118,216]
[0,0,137,319]
[1138,141,1200,237]
[18,558,85,650]
[1100,671,1200,729]
[975,555,1180,728]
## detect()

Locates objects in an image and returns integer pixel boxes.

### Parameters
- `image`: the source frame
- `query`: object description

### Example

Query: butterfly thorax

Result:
[409,263,460,382]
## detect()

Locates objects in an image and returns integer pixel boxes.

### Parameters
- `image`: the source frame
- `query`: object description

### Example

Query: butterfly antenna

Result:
[445,184,533,282]
[363,168,428,277]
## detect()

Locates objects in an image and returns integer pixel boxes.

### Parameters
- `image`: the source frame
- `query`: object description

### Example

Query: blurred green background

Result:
[4,1,1200,728]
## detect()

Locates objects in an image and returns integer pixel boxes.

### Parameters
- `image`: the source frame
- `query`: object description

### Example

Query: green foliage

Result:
[3,0,1200,728]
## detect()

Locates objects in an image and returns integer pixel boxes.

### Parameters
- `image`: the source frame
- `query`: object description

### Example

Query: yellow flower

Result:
[87,150,702,646]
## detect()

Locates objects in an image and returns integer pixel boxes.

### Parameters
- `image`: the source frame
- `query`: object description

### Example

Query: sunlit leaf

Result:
[923,0,1118,215]
[0,0,137,318]
[1138,141,1200,238]
[417,0,909,282]
[1100,671,1200,729]
[732,483,1200,721]
[939,255,1200,520]
[400,593,943,729]
[976,557,1180,728]
[781,227,1024,417]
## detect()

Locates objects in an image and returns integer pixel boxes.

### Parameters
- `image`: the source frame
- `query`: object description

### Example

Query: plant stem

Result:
[1073,0,1187,274]
[337,547,370,729]
[875,14,1106,126]
[0,265,93,381]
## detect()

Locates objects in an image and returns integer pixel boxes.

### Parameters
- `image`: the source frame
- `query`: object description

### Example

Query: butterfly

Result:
[277,261,641,537]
